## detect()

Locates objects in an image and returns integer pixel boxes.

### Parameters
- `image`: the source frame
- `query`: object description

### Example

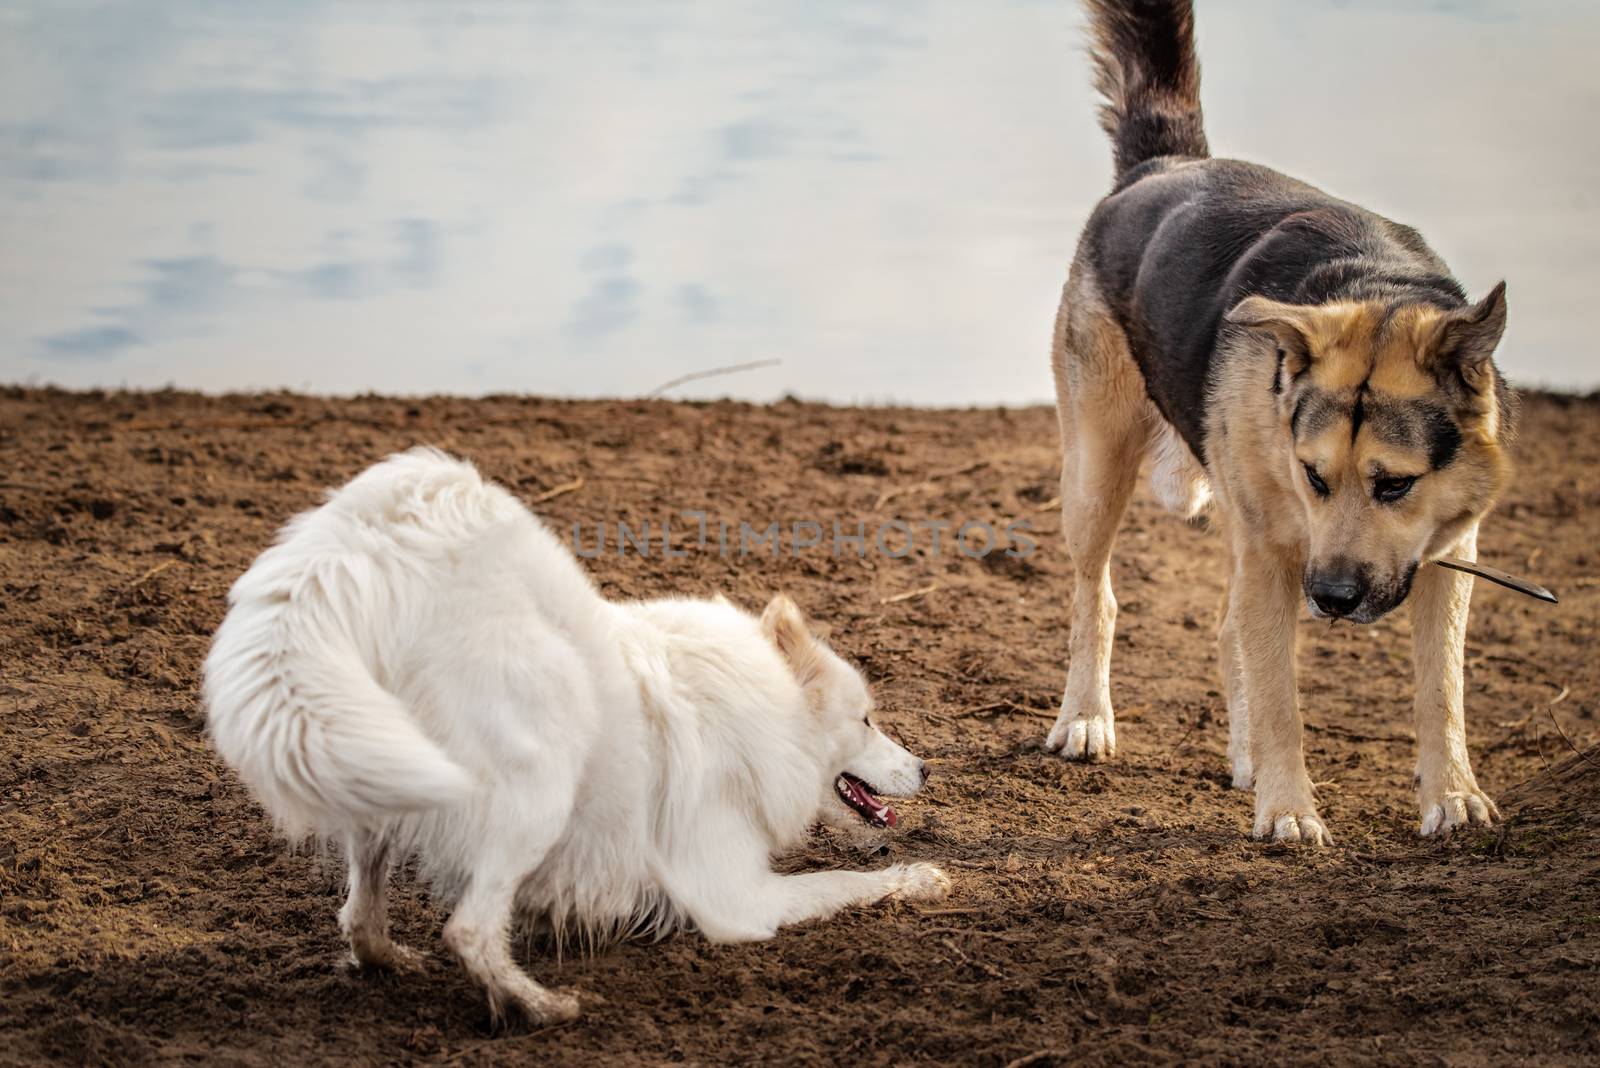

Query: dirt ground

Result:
[2,386,1597,1067]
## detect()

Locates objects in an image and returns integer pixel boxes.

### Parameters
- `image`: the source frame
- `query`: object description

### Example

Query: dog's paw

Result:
[1418,787,1499,837]
[348,939,427,974]
[1252,808,1332,847]
[1046,711,1116,763]
[890,862,951,904]
[511,987,583,1027]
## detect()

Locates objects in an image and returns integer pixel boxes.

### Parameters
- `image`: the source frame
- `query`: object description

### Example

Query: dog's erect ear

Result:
[761,593,819,682]
[1424,282,1507,405]
[1225,295,1316,380]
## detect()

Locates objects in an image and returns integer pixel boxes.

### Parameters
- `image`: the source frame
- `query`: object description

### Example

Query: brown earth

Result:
[2,386,1597,1067]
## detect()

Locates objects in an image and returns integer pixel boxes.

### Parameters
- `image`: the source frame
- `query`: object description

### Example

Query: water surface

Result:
[2,0,1595,403]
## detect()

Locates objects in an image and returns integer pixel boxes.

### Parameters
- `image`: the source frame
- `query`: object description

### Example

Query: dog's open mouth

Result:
[835,772,896,827]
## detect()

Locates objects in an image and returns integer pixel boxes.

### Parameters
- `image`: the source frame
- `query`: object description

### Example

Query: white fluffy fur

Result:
[1147,413,1212,518]
[203,448,946,1024]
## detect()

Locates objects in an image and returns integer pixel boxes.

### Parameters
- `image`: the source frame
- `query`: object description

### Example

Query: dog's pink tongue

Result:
[845,775,896,827]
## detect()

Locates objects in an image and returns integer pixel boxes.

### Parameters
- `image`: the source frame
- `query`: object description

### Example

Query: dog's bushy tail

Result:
[204,556,474,838]
[1084,0,1209,179]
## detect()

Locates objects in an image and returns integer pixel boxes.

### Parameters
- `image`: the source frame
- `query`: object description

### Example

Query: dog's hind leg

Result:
[442,726,585,1026]
[1044,265,1148,762]
[340,829,423,972]
[1411,522,1498,836]
[444,853,582,1027]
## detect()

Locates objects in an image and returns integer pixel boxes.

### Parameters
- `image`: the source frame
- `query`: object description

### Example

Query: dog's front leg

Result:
[772,864,950,929]
[695,863,950,942]
[1217,533,1252,790]
[1411,523,1498,835]
[1231,546,1331,846]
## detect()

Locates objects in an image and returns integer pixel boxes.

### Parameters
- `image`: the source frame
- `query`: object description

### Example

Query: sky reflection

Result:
[1,0,1595,402]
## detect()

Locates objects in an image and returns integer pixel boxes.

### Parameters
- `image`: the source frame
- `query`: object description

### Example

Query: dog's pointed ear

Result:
[1226,295,1316,380]
[1424,282,1507,405]
[761,594,818,681]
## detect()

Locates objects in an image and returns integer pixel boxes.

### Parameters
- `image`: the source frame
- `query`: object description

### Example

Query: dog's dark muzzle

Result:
[1304,559,1416,623]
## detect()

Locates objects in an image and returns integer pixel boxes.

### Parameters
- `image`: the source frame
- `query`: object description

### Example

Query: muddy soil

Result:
[2,386,1597,1067]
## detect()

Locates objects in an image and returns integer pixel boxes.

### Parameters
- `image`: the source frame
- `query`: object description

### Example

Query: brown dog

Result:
[1044,0,1516,845]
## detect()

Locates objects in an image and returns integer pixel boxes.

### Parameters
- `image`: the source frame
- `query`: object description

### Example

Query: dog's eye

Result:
[1374,475,1417,503]
[1302,463,1330,498]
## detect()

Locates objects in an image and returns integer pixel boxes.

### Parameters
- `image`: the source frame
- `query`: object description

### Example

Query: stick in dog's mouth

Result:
[1436,556,1559,604]
[835,772,896,827]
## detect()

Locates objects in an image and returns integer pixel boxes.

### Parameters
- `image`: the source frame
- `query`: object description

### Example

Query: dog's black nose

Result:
[917,760,930,784]
[1309,579,1363,617]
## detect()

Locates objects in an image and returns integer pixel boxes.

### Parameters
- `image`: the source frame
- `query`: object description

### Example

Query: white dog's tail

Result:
[1147,414,1212,519]
[204,552,474,838]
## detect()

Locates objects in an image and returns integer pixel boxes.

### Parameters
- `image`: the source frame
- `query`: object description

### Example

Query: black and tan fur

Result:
[1045,0,1516,844]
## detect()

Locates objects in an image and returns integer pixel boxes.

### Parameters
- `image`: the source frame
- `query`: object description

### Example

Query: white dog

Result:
[203,448,947,1024]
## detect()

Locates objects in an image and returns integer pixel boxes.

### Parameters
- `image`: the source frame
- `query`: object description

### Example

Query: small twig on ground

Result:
[1171,709,1211,752]
[880,583,938,605]
[1305,722,1410,745]
[1005,702,1057,720]
[955,700,1056,722]
[874,460,989,510]
[1349,849,1429,866]
[643,359,781,400]
[938,936,1007,980]
[441,1040,500,1063]
[131,559,178,587]
[916,907,983,918]
[1491,812,1522,858]
[921,926,1038,944]
[1006,1051,1072,1068]
[928,459,991,480]
[1544,697,1599,771]
[1033,495,1062,514]
[1172,720,1197,750]
[529,478,584,504]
